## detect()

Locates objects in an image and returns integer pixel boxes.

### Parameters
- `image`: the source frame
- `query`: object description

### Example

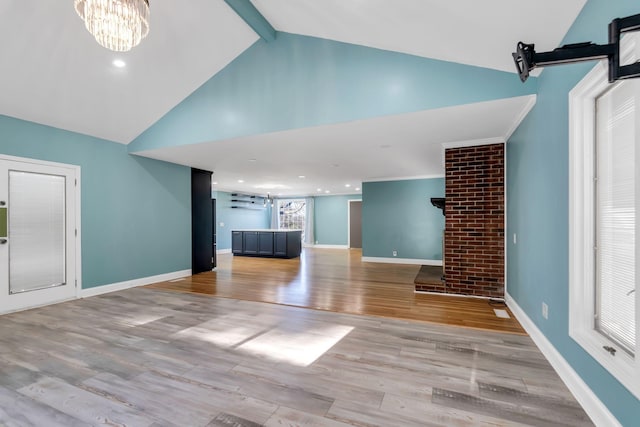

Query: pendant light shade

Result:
[74,0,150,52]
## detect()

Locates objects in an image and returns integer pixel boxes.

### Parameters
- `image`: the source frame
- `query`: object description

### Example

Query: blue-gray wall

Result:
[314,194,361,246]
[507,0,639,424]
[0,115,191,289]
[362,178,444,260]
[129,32,536,154]
[214,190,270,250]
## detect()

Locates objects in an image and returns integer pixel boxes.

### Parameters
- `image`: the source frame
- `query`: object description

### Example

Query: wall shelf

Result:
[230,193,267,209]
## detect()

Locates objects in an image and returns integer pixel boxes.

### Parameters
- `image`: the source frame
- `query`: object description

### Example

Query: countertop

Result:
[232,229,302,232]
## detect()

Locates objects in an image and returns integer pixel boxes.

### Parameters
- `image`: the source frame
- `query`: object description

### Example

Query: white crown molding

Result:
[362,174,444,183]
[213,188,267,197]
[441,137,505,150]
[214,188,362,198]
[440,137,506,166]
[312,193,362,198]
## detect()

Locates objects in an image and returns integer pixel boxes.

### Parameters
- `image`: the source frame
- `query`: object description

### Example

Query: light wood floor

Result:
[148,248,525,335]
[0,288,591,426]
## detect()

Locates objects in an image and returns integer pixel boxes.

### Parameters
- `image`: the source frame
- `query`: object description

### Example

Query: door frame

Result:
[347,199,362,249]
[0,154,82,312]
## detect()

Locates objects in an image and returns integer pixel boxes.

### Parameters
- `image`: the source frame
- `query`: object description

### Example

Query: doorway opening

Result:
[348,200,362,249]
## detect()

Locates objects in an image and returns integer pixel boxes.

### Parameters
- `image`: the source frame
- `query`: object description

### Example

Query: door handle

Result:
[0,206,6,240]
[0,239,6,244]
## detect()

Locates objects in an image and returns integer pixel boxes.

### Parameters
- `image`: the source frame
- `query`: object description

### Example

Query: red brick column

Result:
[443,143,504,298]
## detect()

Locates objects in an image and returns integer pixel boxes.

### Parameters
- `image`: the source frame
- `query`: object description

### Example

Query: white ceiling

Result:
[0,1,258,143]
[0,1,586,195]
[138,95,535,196]
[251,0,587,73]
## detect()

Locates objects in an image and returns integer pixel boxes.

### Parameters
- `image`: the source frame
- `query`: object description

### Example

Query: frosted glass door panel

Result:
[9,171,66,293]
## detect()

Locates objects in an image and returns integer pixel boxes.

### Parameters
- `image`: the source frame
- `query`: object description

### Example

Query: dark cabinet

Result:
[243,231,258,255]
[274,232,287,256]
[191,168,213,274]
[232,230,301,258]
[258,232,274,255]
[286,232,302,258]
[212,198,217,269]
[232,231,243,254]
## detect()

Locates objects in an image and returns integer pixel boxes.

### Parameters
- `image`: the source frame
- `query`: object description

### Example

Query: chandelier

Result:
[74,0,150,52]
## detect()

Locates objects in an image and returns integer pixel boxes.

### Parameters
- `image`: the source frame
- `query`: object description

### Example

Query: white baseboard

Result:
[505,293,621,427]
[80,269,192,298]
[310,244,349,249]
[362,257,442,266]
[217,248,232,254]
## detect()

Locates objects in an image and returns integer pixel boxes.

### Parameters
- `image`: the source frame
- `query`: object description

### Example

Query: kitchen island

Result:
[231,229,302,258]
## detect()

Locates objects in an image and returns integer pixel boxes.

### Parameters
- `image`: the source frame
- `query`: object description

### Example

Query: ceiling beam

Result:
[224,0,276,42]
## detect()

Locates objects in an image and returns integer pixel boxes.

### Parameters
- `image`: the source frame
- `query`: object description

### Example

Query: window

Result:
[569,34,640,399]
[278,199,306,241]
[595,83,636,355]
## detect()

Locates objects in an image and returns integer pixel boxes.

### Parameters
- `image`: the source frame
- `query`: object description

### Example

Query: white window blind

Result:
[595,79,638,354]
[9,171,66,293]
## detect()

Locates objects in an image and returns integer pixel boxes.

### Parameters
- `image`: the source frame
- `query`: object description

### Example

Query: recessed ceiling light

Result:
[325,190,330,193]
[254,184,290,190]
[356,187,361,191]
[112,59,126,68]
[212,181,218,185]
[238,179,244,183]
[345,184,351,188]
[298,175,305,179]
[317,188,322,192]
[248,158,257,162]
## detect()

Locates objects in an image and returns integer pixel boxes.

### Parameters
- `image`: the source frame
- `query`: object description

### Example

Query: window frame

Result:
[568,34,640,400]
[277,198,306,239]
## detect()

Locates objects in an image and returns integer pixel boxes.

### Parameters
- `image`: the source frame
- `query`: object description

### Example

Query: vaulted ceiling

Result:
[0,0,587,196]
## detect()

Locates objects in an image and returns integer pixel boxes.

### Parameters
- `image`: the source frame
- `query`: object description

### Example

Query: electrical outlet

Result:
[542,302,548,319]
[513,233,517,244]
[392,250,398,257]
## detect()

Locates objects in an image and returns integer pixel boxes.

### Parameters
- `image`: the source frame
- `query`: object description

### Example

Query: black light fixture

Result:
[513,13,640,83]
[264,193,274,208]
[430,197,445,216]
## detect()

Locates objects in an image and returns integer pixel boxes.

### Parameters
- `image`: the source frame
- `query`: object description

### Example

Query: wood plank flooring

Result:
[148,248,525,334]
[0,288,591,426]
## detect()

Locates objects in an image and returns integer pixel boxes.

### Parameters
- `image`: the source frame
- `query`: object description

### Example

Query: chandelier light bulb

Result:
[75,0,150,52]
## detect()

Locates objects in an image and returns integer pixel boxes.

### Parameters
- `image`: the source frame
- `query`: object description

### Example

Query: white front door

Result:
[0,155,79,314]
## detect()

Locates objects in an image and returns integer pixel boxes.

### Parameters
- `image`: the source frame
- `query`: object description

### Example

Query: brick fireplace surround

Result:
[416,143,505,298]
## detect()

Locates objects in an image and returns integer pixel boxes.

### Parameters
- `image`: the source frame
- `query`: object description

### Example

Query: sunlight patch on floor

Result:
[237,324,354,366]
[175,324,266,347]
[120,314,166,326]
